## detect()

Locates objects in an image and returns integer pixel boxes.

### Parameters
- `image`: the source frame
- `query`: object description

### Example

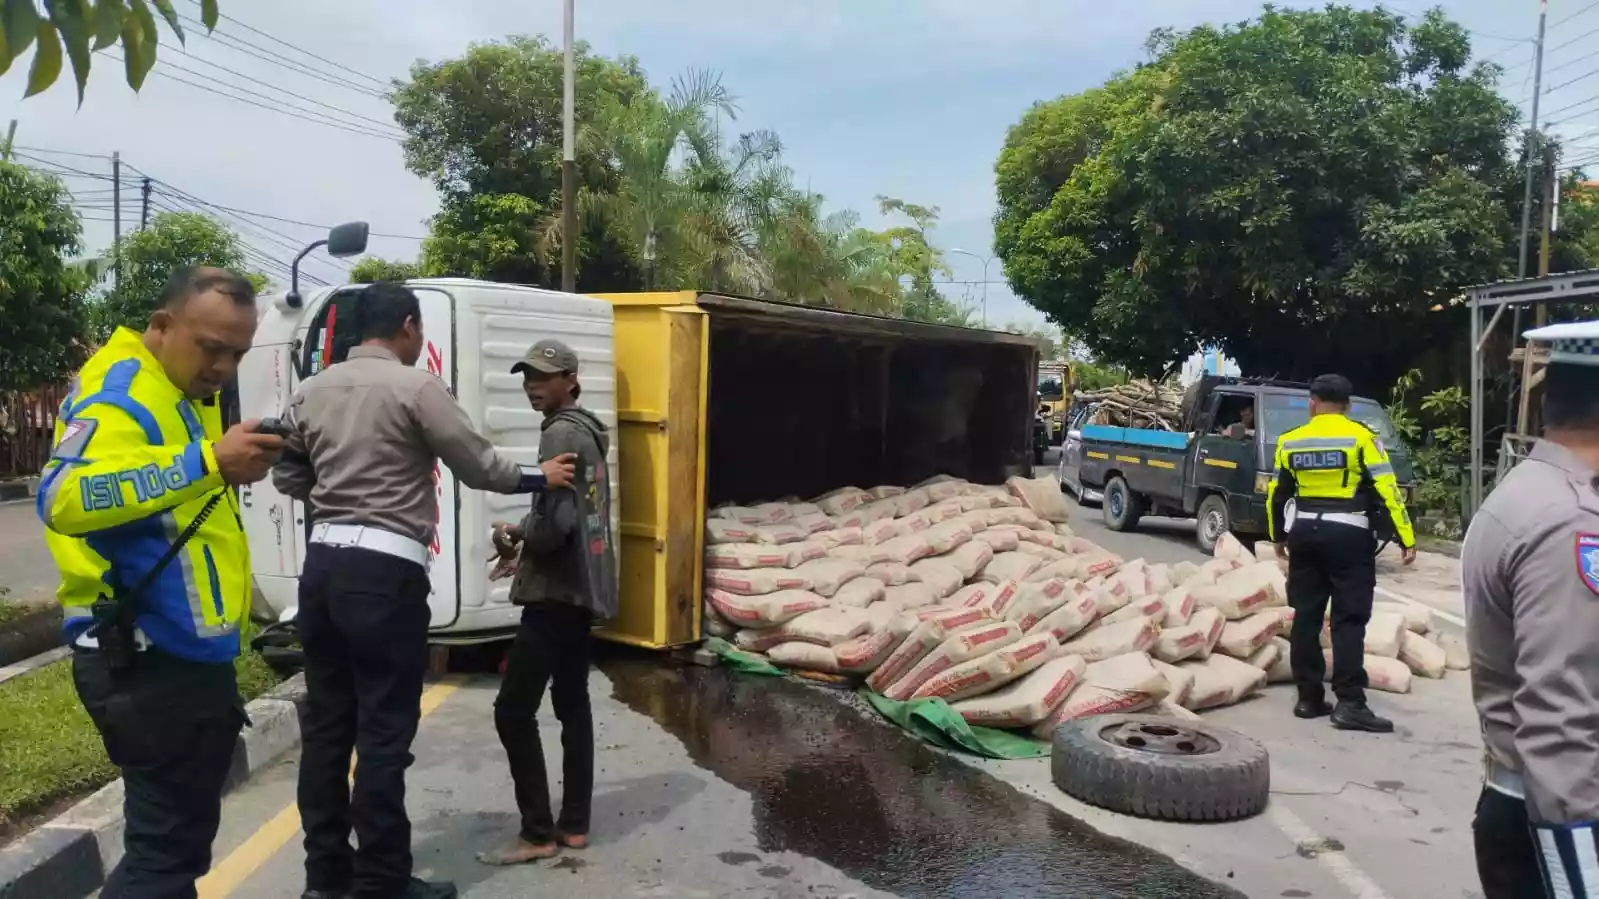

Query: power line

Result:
[1542,45,1599,80]
[172,11,387,100]
[140,175,354,277]
[12,145,114,161]
[1542,63,1599,94]
[187,0,387,88]
[1554,0,1599,28]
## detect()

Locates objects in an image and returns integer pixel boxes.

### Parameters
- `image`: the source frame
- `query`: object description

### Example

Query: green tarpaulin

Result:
[703,637,786,677]
[862,690,1050,760]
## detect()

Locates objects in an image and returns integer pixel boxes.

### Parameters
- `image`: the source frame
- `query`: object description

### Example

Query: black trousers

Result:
[297,544,431,899]
[1474,787,1549,899]
[495,602,595,844]
[1286,517,1375,704]
[73,645,244,899]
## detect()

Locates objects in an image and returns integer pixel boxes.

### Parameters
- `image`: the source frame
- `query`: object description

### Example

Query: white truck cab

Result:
[237,270,617,641]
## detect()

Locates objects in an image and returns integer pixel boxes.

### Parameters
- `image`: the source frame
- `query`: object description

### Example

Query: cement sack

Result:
[1216,611,1289,659]
[892,488,932,517]
[1193,564,1285,620]
[944,541,996,581]
[1015,530,1074,552]
[975,529,1021,553]
[833,577,887,609]
[828,543,892,566]
[754,523,810,545]
[1373,601,1432,635]
[891,606,993,640]
[1054,522,1076,538]
[989,506,1046,530]
[1087,579,1132,618]
[829,508,873,530]
[1323,650,1413,693]
[1151,624,1208,664]
[765,641,841,673]
[787,559,863,598]
[1199,557,1245,579]
[1170,561,1202,583]
[858,498,902,524]
[1399,631,1447,679]
[902,505,960,532]
[1179,655,1266,710]
[1024,557,1078,584]
[1145,563,1174,592]
[951,580,1021,619]
[1151,658,1195,707]
[913,633,1060,702]
[706,519,760,545]
[861,517,906,546]
[921,479,967,503]
[705,543,805,570]
[950,654,1087,728]
[866,484,905,500]
[979,552,1044,584]
[1254,540,1288,569]
[703,599,737,638]
[1069,552,1124,580]
[1014,542,1069,562]
[1159,586,1196,627]
[705,568,809,596]
[1006,578,1076,632]
[862,602,910,638]
[814,487,872,517]
[1265,637,1294,683]
[865,562,919,586]
[1061,616,1161,663]
[1437,632,1471,670]
[1111,559,1151,597]
[706,588,828,628]
[923,520,975,555]
[834,630,901,673]
[784,500,824,517]
[1005,475,1073,523]
[908,559,964,599]
[882,621,1024,701]
[1365,612,1408,658]
[713,505,774,525]
[809,526,864,550]
[876,533,936,566]
[1189,607,1227,659]
[734,608,871,650]
[790,511,836,535]
[1101,594,1166,626]
[1032,652,1169,735]
[865,614,975,693]
[1068,536,1108,555]
[1026,593,1100,643]
[1151,698,1203,722]
[1246,642,1282,675]
[1214,531,1251,565]
[882,582,939,609]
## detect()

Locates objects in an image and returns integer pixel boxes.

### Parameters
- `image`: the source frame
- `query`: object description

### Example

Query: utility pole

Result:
[112,151,122,290]
[140,177,152,228]
[560,0,577,293]
[1538,142,1555,280]
[1,120,15,160]
[1517,0,1548,280]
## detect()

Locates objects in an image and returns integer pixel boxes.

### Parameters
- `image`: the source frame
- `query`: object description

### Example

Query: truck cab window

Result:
[302,288,367,378]
[1212,394,1256,437]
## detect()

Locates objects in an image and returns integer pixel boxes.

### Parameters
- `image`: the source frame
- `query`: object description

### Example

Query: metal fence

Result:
[0,386,67,480]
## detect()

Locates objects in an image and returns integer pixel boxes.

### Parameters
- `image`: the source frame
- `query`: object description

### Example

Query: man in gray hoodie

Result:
[479,339,617,866]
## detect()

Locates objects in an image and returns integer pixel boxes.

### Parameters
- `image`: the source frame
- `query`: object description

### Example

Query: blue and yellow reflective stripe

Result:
[1281,436,1358,452]
[1115,455,1141,464]
[1147,459,1177,470]
[1202,458,1239,469]
[1086,451,1110,459]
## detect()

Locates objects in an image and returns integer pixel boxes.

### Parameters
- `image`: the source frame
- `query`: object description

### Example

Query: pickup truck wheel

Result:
[1050,714,1270,822]
[1196,495,1230,554]
[1102,476,1145,531]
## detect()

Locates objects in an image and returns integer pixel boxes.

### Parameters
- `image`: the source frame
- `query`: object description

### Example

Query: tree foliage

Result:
[95,211,263,337]
[349,257,422,283]
[2,0,219,101]
[994,6,1525,389]
[0,162,88,391]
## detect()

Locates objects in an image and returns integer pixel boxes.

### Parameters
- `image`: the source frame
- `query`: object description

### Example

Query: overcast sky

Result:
[0,0,1572,328]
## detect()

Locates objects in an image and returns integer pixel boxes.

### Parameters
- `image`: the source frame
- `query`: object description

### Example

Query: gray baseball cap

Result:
[512,339,580,375]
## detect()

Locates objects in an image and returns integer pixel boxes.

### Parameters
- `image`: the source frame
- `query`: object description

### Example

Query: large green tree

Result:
[2,0,218,100]
[0,161,88,391]
[349,256,422,283]
[995,6,1520,389]
[95,211,263,337]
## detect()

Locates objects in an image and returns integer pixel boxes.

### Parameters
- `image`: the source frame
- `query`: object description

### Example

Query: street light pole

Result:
[949,248,993,327]
[560,0,577,293]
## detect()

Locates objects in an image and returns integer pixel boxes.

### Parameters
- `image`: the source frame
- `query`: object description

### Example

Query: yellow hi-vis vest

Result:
[1265,412,1415,549]
[38,328,249,663]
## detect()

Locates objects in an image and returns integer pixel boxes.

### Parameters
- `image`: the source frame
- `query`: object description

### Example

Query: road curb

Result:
[0,477,39,505]
[0,672,307,899]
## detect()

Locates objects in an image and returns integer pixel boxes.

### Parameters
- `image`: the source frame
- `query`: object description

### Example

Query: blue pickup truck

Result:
[1058,376,1416,552]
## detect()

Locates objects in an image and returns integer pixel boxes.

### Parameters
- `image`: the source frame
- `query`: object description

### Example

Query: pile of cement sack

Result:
[702,476,1465,734]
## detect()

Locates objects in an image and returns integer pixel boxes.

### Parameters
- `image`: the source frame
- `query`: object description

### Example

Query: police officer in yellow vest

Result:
[39,267,285,899]
[1266,373,1416,734]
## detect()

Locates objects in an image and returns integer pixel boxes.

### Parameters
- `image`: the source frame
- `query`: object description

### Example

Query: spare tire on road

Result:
[1049,713,1269,822]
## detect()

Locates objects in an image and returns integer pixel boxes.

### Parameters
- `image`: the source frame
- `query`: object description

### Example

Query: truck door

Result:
[1188,389,1255,514]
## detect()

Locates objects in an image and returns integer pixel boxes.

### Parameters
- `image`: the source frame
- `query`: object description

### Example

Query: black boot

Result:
[301,891,351,899]
[399,880,459,899]
[1331,700,1394,733]
[1293,693,1332,719]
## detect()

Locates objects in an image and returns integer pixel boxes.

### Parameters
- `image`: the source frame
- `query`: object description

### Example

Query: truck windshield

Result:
[1259,394,1402,447]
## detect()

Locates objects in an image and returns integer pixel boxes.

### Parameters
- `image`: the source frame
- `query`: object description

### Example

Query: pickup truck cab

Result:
[1059,377,1415,552]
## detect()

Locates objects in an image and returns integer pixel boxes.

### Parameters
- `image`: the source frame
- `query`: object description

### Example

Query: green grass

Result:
[0,625,284,834]
[0,597,47,628]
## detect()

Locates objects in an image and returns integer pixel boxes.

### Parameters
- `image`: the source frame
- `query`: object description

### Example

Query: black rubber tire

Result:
[1195,494,1231,554]
[1101,476,1145,531]
[1050,714,1270,822]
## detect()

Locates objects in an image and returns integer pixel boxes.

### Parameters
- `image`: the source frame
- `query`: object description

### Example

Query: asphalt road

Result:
[0,498,56,604]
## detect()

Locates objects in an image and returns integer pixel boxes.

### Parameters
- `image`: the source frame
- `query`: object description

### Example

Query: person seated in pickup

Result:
[1213,400,1257,438]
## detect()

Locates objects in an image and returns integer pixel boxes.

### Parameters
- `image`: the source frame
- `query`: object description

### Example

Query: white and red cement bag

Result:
[1146,563,1174,592]
[1373,601,1432,635]
[1151,658,1195,707]
[1399,631,1447,678]
[1111,559,1151,597]
[754,523,810,545]
[1014,529,1073,551]
[876,533,936,566]
[1246,641,1282,674]
[814,487,872,517]
[705,588,828,629]
[975,529,1021,553]
[705,567,810,596]
[1188,607,1226,659]
[1178,654,1263,710]
[908,559,965,599]
[1321,650,1413,693]
[882,582,939,609]
[1006,578,1075,632]
[1438,632,1471,671]
[1170,560,1201,583]
[1026,593,1099,643]
[988,506,1046,529]
[1069,552,1123,580]
[1024,557,1079,585]
[1151,624,1208,664]
[979,552,1044,584]
[892,488,932,517]
[1101,594,1165,627]
[809,526,864,550]
[832,577,887,609]
[834,630,900,673]
[765,641,840,672]
[865,562,919,586]
[791,558,866,598]
[1214,531,1251,565]
[1032,652,1169,734]
[713,505,771,525]
[1365,612,1407,658]
[861,517,905,546]
[703,598,736,638]
[1005,475,1073,523]
[1087,579,1131,618]
[790,511,836,535]
[882,621,1024,701]
[1152,697,1203,722]
[1013,542,1069,562]
[1061,616,1161,663]
[913,633,1060,702]
[705,543,802,570]
[1192,564,1285,619]
[866,485,905,500]
[1159,586,1196,626]
[733,607,871,650]
[827,543,891,566]
[863,602,913,638]
[952,580,1021,619]
[923,520,975,555]
[1266,637,1294,683]
[1199,557,1245,579]
[943,541,996,581]
[706,518,760,545]
[950,654,1087,728]
[1216,611,1288,659]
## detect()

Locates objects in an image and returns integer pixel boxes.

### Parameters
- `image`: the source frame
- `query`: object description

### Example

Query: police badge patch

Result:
[1580,534,1599,597]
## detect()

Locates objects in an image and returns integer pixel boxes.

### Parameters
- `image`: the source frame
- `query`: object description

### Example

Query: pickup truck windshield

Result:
[1259,394,1401,447]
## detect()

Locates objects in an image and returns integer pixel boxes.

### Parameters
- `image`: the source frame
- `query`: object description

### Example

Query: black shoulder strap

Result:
[112,490,227,626]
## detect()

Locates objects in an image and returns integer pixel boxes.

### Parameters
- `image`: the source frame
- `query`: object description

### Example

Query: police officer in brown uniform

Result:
[272,283,575,899]
[1462,319,1599,899]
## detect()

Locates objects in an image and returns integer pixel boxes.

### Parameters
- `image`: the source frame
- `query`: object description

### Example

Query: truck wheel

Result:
[1050,714,1270,822]
[1196,495,1231,554]
[1102,476,1145,531]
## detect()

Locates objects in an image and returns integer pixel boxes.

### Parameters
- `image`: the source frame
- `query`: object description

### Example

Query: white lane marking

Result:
[1267,803,1395,899]
[1374,584,1467,629]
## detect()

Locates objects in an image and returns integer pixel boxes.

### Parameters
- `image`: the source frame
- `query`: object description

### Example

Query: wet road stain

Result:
[603,658,1246,899]
[760,864,794,878]
[718,850,762,865]
[550,856,587,872]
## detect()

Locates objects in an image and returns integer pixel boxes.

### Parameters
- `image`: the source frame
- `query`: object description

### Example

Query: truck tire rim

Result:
[1202,508,1226,543]
[1109,489,1123,518]
[1101,721,1221,756]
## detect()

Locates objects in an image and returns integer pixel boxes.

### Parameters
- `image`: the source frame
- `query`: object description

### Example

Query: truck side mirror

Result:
[326,222,370,259]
